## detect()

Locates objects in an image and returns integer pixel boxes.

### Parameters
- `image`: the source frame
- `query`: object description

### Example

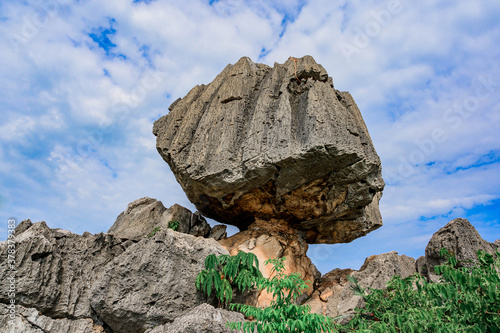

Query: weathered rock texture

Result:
[305,251,416,320]
[0,219,229,333]
[416,218,499,282]
[90,228,229,333]
[0,219,130,321]
[0,304,105,333]
[145,304,244,333]
[153,55,384,244]
[108,197,226,241]
[219,220,320,307]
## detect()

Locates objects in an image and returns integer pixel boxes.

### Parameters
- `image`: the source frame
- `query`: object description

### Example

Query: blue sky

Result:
[1,0,499,275]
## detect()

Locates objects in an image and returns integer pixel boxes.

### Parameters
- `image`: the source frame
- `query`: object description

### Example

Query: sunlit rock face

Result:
[154,55,384,244]
[219,219,321,307]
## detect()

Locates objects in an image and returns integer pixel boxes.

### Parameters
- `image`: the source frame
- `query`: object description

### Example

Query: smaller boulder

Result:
[305,251,416,320]
[208,224,227,241]
[14,218,33,234]
[108,197,168,240]
[416,218,498,282]
[107,197,212,240]
[145,304,244,333]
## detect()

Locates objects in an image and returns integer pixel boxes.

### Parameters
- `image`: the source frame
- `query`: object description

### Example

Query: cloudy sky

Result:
[1,0,499,275]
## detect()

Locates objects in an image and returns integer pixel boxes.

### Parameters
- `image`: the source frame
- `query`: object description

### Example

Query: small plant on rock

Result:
[167,220,180,231]
[147,226,161,238]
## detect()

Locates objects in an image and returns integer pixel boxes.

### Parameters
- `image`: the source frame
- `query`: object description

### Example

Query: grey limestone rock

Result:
[305,251,416,320]
[416,218,498,282]
[0,221,130,321]
[0,304,104,333]
[145,303,244,333]
[108,197,211,240]
[90,228,229,333]
[0,219,230,333]
[209,224,228,241]
[154,55,384,244]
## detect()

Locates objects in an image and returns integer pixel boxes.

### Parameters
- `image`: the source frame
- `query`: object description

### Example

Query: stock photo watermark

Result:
[340,0,403,63]
[5,218,17,325]
[8,0,73,53]
[388,69,500,182]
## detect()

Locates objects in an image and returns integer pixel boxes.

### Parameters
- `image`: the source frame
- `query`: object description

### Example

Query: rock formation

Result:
[1,213,498,333]
[144,304,244,333]
[415,218,499,282]
[219,219,320,306]
[108,197,227,241]
[90,228,228,333]
[305,251,416,321]
[153,55,384,245]
[0,220,131,321]
[0,304,105,333]
[0,218,231,333]
[3,55,498,333]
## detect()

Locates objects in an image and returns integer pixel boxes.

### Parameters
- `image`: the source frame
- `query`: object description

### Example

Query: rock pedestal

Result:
[219,219,320,307]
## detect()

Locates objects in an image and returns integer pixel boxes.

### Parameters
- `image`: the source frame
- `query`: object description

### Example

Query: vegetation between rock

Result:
[196,248,500,333]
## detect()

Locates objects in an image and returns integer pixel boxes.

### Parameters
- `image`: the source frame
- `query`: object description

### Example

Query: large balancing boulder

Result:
[153,56,384,244]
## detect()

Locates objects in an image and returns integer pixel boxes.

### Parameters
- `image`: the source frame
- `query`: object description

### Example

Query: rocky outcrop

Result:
[144,304,244,333]
[0,220,131,320]
[219,219,320,307]
[90,228,229,333]
[0,219,229,333]
[305,251,416,320]
[0,304,105,333]
[107,197,226,241]
[416,218,499,282]
[153,55,384,244]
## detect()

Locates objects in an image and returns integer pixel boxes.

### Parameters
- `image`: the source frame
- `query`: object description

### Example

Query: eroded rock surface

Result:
[154,55,384,244]
[90,228,229,333]
[0,304,104,333]
[0,219,230,333]
[416,218,499,282]
[305,251,416,320]
[145,303,244,333]
[0,220,130,320]
[219,220,320,307]
[108,197,225,241]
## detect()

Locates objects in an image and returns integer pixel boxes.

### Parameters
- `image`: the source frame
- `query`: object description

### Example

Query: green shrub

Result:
[167,220,180,231]
[227,257,337,333]
[342,248,500,332]
[197,248,499,332]
[196,251,263,307]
